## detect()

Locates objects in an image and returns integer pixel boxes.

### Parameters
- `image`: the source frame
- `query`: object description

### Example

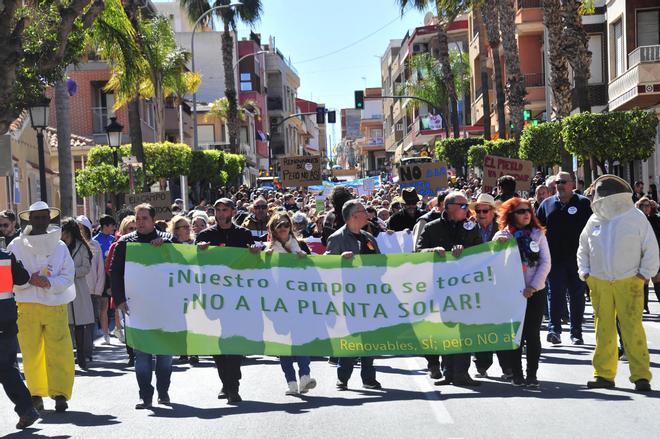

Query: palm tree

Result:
[180,0,263,154]
[473,4,490,140]
[496,0,526,142]
[544,0,573,171]
[405,53,450,138]
[55,78,73,216]
[397,0,470,138]
[480,0,506,139]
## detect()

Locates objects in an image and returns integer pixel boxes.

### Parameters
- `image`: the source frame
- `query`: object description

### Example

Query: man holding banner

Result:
[326,199,382,391]
[417,191,482,387]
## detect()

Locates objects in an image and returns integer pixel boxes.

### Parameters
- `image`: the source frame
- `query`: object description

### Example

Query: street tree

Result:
[0,0,105,135]
[436,137,483,176]
[480,0,506,139]
[472,3,490,140]
[180,0,263,154]
[404,53,450,137]
[519,121,562,167]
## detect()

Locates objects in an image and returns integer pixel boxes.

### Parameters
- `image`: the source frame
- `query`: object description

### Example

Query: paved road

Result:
[2,301,660,438]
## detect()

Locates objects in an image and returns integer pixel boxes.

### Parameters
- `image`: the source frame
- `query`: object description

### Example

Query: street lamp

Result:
[191,2,242,150]
[105,116,124,167]
[28,96,51,203]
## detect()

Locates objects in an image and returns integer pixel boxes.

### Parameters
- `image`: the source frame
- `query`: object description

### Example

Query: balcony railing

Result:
[516,0,543,8]
[629,45,660,68]
[267,97,283,111]
[524,72,545,87]
[91,107,109,134]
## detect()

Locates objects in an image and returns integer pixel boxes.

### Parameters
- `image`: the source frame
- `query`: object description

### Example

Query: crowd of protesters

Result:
[0,168,658,429]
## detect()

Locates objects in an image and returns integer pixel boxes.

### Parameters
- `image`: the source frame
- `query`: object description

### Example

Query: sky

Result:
[229,0,429,147]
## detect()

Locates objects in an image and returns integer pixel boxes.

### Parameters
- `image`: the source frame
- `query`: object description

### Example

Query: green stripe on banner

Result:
[126,320,521,357]
[125,238,516,270]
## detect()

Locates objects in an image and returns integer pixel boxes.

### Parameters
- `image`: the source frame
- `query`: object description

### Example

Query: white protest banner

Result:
[376,231,414,254]
[124,240,526,356]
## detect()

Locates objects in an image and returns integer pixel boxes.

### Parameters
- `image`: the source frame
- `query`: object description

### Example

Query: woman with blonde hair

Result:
[168,215,194,244]
[264,211,316,395]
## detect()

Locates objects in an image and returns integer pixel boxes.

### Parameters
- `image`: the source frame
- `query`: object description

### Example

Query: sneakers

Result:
[217,387,227,399]
[526,376,540,388]
[114,328,125,343]
[570,336,584,346]
[54,396,68,413]
[16,410,39,429]
[511,376,525,387]
[31,396,44,412]
[135,400,153,410]
[285,381,299,395]
[428,364,443,380]
[102,333,111,345]
[634,379,652,392]
[362,380,382,390]
[299,375,317,394]
[547,333,561,345]
[587,377,615,389]
[336,380,348,391]
[501,372,514,380]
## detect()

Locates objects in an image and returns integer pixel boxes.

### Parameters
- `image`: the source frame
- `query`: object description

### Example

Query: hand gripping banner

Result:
[124,240,527,356]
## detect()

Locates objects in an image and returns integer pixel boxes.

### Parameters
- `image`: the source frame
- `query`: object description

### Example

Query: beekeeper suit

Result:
[577,175,658,391]
[7,202,75,409]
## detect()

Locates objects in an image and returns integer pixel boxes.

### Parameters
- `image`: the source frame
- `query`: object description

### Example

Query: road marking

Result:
[405,357,454,424]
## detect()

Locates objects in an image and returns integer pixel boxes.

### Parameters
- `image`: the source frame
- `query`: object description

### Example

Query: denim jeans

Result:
[547,264,586,338]
[337,357,375,383]
[279,356,311,383]
[134,350,172,402]
[0,334,34,417]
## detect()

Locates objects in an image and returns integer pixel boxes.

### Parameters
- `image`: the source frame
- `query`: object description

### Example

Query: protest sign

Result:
[376,231,414,254]
[397,162,448,196]
[281,156,321,187]
[124,240,526,356]
[125,191,172,220]
[315,196,325,214]
[482,155,534,193]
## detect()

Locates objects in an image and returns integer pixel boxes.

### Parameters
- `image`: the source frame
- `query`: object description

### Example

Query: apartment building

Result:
[296,98,328,159]
[356,88,386,175]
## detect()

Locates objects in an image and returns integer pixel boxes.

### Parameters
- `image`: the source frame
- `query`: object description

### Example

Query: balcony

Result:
[524,73,546,103]
[516,0,543,8]
[267,96,283,111]
[515,0,544,32]
[523,72,545,88]
[609,45,660,111]
[571,83,608,109]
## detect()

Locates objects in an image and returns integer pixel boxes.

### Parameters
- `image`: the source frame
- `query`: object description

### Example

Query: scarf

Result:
[508,225,540,268]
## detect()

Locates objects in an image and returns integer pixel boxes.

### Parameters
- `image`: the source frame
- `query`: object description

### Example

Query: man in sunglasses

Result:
[387,187,425,232]
[537,171,592,345]
[0,210,20,246]
[195,198,257,404]
[241,197,270,243]
[417,191,482,386]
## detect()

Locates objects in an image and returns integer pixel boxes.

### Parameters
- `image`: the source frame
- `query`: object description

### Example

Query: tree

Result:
[0,0,105,135]
[480,0,506,139]
[207,97,259,123]
[519,121,562,167]
[404,53,450,137]
[473,3,490,140]
[76,163,136,198]
[543,0,573,171]
[467,138,518,169]
[181,0,263,154]
[436,137,483,175]
[562,110,659,176]
[55,79,73,216]
[467,144,488,168]
[497,0,526,142]
[397,0,470,137]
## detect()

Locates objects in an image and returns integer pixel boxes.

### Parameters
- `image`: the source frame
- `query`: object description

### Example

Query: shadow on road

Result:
[36,411,120,427]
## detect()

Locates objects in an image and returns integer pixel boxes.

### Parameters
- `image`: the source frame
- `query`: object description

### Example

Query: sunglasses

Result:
[475,209,491,214]
[254,205,268,210]
[275,222,291,229]
[556,180,569,185]
[447,203,469,210]
[513,208,532,215]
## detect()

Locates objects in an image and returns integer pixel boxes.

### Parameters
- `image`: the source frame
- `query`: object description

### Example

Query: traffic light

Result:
[327,110,336,124]
[316,107,325,124]
[532,119,539,126]
[523,109,531,121]
[354,90,364,109]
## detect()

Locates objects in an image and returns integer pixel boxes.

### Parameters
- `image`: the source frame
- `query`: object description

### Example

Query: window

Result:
[637,9,660,46]
[613,20,624,78]
[198,125,215,145]
[240,72,252,91]
[588,34,603,84]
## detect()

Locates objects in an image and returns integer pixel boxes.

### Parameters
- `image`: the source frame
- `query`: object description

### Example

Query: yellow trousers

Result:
[17,302,75,400]
[587,276,652,383]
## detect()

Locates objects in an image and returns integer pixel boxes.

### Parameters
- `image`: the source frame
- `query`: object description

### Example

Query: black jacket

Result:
[388,208,425,232]
[110,229,176,306]
[0,249,30,335]
[417,211,482,251]
[194,223,254,249]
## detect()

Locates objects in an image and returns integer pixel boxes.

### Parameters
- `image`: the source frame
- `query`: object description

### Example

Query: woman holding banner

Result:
[494,198,551,388]
[264,211,317,396]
